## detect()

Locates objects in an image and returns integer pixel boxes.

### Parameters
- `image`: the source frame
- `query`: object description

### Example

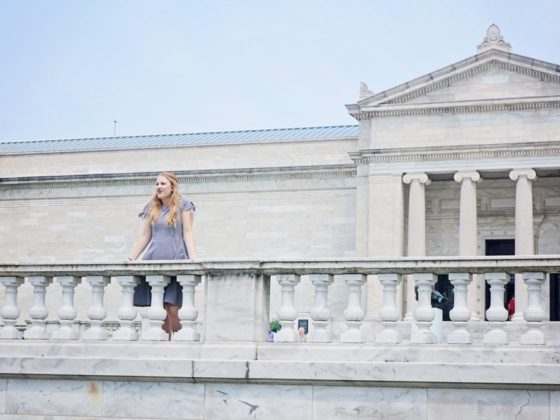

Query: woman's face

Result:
[155,175,173,201]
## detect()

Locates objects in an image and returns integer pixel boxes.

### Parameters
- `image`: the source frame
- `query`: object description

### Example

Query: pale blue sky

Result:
[1,0,559,142]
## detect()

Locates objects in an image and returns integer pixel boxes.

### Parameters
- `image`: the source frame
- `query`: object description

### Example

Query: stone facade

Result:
[1,24,560,321]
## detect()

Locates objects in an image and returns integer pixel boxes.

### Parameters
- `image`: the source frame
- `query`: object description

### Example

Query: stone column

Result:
[174,274,202,341]
[113,275,141,341]
[340,274,367,343]
[140,275,170,341]
[509,168,537,321]
[82,275,111,340]
[454,170,482,320]
[274,274,301,343]
[411,273,437,344]
[376,273,402,344]
[447,272,472,344]
[24,276,53,340]
[0,276,25,339]
[483,272,509,345]
[520,272,546,345]
[402,172,431,320]
[51,276,82,340]
[309,274,334,343]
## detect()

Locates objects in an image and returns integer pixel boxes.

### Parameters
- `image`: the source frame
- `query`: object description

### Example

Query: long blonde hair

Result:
[147,172,182,226]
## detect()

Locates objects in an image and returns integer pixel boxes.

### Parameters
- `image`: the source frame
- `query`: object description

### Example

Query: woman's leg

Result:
[163,304,182,339]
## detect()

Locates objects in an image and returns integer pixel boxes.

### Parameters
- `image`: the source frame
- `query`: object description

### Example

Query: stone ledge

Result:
[0,342,558,390]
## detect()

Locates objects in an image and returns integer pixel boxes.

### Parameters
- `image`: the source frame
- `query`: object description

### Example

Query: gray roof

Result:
[0,125,358,155]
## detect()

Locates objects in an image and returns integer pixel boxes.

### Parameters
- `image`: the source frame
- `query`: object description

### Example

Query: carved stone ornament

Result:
[359,82,374,99]
[477,24,512,52]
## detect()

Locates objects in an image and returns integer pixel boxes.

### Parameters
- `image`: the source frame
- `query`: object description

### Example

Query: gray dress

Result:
[133,198,196,307]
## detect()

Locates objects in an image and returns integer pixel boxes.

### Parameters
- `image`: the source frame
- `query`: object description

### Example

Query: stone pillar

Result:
[274,274,301,343]
[411,273,437,344]
[376,273,402,344]
[447,272,472,344]
[509,168,537,321]
[340,274,367,343]
[483,272,509,345]
[24,276,53,340]
[454,170,482,321]
[0,276,24,339]
[140,275,170,341]
[113,275,141,341]
[309,274,334,343]
[520,272,546,345]
[51,276,82,340]
[403,172,431,320]
[174,274,202,342]
[82,275,110,340]
[205,272,270,342]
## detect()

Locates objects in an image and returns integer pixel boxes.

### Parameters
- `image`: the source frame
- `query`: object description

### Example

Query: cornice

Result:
[352,97,560,120]
[350,141,560,164]
[0,165,357,191]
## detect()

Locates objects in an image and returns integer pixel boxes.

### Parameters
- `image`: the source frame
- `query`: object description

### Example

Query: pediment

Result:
[355,49,560,110]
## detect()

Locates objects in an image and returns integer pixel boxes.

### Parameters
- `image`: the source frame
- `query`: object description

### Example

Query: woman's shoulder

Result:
[179,197,196,213]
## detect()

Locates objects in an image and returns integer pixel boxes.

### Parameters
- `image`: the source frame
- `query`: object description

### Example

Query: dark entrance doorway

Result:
[550,273,560,321]
[485,239,515,319]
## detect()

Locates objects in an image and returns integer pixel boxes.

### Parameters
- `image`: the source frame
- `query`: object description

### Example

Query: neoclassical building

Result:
[1,25,558,323]
[0,24,559,419]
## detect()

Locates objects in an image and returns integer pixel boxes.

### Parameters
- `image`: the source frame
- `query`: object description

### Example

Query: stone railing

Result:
[0,256,559,346]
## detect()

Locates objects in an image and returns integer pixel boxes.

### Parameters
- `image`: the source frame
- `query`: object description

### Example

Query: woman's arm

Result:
[128,220,152,261]
[182,210,197,259]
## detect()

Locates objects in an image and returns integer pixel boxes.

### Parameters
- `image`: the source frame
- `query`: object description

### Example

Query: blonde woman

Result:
[129,172,197,340]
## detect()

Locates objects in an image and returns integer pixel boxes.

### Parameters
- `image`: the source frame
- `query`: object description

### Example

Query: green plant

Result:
[269,319,281,333]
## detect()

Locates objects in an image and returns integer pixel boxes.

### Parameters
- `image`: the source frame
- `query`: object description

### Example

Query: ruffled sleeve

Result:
[138,202,151,219]
[180,198,196,213]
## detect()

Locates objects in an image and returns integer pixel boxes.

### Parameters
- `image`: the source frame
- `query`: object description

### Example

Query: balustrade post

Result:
[82,276,110,340]
[520,272,546,345]
[411,273,437,344]
[447,272,472,344]
[174,274,202,341]
[112,276,141,341]
[24,276,53,340]
[51,276,82,340]
[140,275,170,341]
[483,272,509,345]
[274,274,301,343]
[340,274,367,343]
[309,274,334,343]
[204,271,270,342]
[0,276,24,339]
[375,273,402,344]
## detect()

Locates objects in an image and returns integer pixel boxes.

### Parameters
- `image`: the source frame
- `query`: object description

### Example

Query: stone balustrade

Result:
[0,256,558,346]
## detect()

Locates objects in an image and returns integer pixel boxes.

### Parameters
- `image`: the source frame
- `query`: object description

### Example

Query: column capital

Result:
[402,172,431,185]
[453,170,481,183]
[509,168,536,181]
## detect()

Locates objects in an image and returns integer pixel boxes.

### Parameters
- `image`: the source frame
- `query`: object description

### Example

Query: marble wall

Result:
[0,378,556,419]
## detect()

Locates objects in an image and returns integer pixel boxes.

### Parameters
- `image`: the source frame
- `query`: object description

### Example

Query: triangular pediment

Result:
[353,49,560,110]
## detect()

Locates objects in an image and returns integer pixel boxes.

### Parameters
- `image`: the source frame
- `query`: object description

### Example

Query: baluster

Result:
[51,276,82,340]
[309,274,334,343]
[411,273,437,344]
[520,272,546,345]
[274,274,301,342]
[24,276,53,340]
[82,276,110,340]
[112,276,141,341]
[340,274,366,343]
[447,272,472,344]
[140,275,170,341]
[174,274,202,341]
[0,276,25,339]
[376,273,402,344]
[483,272,509,345]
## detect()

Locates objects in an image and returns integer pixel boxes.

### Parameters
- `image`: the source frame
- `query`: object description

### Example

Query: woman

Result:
[128,172,197,340]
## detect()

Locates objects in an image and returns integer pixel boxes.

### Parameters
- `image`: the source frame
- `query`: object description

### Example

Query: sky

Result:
[0,0,559,142]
